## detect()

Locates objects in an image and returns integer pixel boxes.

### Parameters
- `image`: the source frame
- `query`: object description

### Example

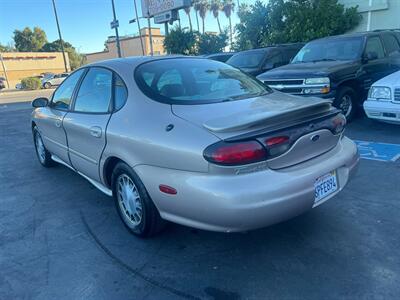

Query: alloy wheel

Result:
[340,94,353,118]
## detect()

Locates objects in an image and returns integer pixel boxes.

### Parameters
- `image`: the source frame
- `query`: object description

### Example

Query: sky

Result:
[0,0,248,54]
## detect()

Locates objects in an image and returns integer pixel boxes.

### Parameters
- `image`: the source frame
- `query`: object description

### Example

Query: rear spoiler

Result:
[203,99,333,133]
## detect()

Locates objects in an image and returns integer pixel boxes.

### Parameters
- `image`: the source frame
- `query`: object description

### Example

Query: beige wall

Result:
[85,27,165,64]
[0,52,70,88]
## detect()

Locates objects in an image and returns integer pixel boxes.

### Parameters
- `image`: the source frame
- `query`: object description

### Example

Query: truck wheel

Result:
[44,82,52,89]
[334,86,356,121]
[111,162,166,237]
[33,126,54,167]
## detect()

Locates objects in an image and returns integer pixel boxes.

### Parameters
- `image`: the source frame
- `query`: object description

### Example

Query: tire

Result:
[44,82,52,89]
[33,126,54,167]
[111,162,166,237]
[333,86,357,122]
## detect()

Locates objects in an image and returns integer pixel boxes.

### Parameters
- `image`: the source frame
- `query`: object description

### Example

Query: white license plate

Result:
[314,170,338,206]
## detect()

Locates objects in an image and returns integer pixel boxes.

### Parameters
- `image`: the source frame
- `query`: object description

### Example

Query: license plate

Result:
[314,170,338,206]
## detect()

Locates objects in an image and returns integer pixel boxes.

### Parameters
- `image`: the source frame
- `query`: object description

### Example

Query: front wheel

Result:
[111,162,166,237]
[333,86,357,121]
[33,126,54,167]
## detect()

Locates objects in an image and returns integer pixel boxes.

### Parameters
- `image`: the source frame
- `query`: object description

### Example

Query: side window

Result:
[265,51,283,67]
[382,34,400,56]
[365,37,385,59]
[114,74,127,110]
[74,67,112,113]
[285,48,301,62]
[51,69,85,110]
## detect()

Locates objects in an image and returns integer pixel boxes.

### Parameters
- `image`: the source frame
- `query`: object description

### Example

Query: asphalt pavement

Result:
[1,98,400,300]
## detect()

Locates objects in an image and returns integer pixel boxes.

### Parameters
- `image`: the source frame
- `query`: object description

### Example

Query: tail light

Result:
[204,141,266,166]
[261,136,291,157]
[332,113,346,134]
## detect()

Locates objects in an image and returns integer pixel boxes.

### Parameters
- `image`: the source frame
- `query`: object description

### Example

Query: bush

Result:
[198,32,228,55]
[21,77,41,90]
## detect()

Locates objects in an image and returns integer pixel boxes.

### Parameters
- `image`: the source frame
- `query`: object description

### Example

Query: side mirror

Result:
[363,51,378,63]
[32,97,49,108]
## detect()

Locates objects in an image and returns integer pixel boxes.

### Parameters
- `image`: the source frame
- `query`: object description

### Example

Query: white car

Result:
[364,70,400,124]
[42,73,69,89]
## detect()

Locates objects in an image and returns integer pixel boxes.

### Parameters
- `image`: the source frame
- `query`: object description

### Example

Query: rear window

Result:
[135,58,270,104]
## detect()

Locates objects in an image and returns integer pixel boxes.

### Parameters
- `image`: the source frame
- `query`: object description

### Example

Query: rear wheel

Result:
[333,86,357,121]
[33,126,54,167]
[44,82,52,89]
[111,162,165,237]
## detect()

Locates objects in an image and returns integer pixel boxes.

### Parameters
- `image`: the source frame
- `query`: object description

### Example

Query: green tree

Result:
[198,0,210,33]
[210,0,223,34]
[235,0,361,51]
[222,0,235,47]
[163,26,198,55]
[13,27,47,52]
[184,6,193,32]
[198,32,228,54]
[41,39,84,70]
[193,0,201,32]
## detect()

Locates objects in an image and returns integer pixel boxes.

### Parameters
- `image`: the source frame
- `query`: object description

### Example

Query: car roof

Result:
[234,43,304,54]
[310,29,400,43]
[87,55,187,70]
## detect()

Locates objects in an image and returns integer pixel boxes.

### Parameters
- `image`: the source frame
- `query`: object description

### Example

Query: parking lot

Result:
[1,95,400,299]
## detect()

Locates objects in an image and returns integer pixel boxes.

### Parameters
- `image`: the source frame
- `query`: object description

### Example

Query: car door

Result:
[62,67,113,182]
[35,69,86,164]
[360,35,390,90]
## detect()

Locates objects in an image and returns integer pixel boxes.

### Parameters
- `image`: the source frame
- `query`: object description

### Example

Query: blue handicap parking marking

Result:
[354,140,400,162]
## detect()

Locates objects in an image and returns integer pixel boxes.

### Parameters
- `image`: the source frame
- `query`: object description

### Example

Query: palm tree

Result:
[198,0,209,34]
[210,0,222,34]
[184,6,193,32]
[222,0,235,46]
[193,0,201,32]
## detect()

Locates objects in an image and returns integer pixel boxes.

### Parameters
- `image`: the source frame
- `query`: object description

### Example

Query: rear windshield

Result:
[227,50,267,68]
[292,37,364,63]
[135,58,270,104]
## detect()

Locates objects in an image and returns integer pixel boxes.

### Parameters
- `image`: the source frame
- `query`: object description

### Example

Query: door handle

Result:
[90,126,102,138]
[55,119,62,128]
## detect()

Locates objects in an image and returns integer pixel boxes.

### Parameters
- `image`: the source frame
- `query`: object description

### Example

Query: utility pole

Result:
[111,0,122,58]
[147,17,154,56]
[51,0,68,72]
[132,0,144,55]
[0,54,10,89]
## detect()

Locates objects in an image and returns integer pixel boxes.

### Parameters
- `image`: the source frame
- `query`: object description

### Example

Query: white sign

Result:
[141,0,190,17]
[154,10,179,24]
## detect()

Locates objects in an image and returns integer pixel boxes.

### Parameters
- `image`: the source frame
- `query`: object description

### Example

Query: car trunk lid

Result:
[172,91,343,169]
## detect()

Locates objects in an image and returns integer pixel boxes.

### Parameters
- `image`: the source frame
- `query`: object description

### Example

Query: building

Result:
[340,0,400,32]
[0,52,70,89]
[85,27,165,64]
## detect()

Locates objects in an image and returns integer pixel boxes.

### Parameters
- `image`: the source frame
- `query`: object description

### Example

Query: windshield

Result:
[227,51,266,68]
[292,37,364,63]
[135,58,270,104]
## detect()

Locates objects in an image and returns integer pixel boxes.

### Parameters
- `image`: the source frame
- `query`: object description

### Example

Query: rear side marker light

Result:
[159,185,177,195]
[204,141,266,166]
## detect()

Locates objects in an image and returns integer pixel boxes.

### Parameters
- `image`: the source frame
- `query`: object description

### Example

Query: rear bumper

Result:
[363,99,400,124]
[135,137,359,232]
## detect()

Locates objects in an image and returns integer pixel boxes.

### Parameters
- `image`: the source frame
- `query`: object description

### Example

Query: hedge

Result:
[21,77,41,90]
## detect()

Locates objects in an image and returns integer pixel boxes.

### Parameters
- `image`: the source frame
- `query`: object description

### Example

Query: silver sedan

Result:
[31,56,359,237]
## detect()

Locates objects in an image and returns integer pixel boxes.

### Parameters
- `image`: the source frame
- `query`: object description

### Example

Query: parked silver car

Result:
[31,57,359,237]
